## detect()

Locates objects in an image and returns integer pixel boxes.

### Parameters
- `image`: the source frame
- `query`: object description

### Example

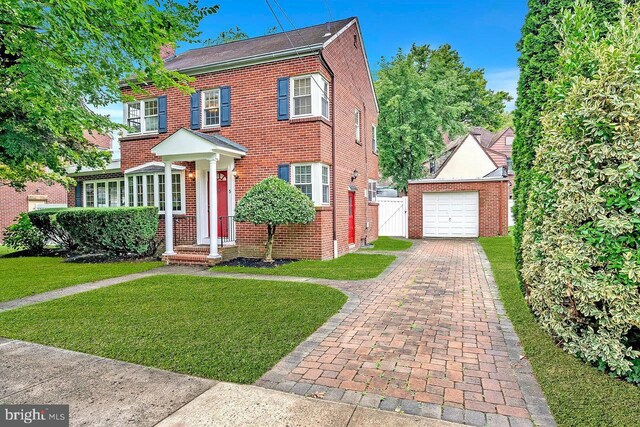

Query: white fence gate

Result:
[377,196,408,238]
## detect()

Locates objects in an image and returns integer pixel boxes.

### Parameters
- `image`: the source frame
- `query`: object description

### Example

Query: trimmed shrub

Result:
[57,207,159,257]
[28,208,76,251]
[521,1,640,382]
[234,176,316,262]
[2,213,45,253]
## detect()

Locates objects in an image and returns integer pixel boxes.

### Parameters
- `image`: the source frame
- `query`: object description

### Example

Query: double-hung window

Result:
[291,163,331,206]
[125,98,158,134]
[293,165,312,198]
[292,77,312,116]
[367,180,378,202]
[290,74,330,119]
[355,109,361,143]
[202,89,221,127]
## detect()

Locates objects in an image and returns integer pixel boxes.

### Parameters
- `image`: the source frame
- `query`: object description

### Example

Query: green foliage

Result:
[28,208,75,251]
[57,207,159,257]
[215,254,396,281]
[480,237,640,426]
[203,26,248,46]
[521,1,640,380]
[409,44,512,131]
[364,237,413,251]
[0,0,218,189]
[0,275,347,383]
[234,177,316,261]
[2,212,45,253]
[375,50,466,194]
[512,0,632,272]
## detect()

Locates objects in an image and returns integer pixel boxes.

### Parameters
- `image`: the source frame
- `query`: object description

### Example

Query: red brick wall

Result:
[0,182,67,243]
[74,20,379,260]
[407,180,509,238]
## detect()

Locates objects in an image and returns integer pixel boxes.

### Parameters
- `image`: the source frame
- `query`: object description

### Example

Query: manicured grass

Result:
[214,253,396,280]
[0,255,162,303]
[479,237,640,427]
[363,237,413,251]
[0,275,347,383]
[0,245,14,256]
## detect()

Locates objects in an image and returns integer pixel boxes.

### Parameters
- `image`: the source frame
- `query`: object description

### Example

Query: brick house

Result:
[408,127,514,239]
[67,17,380,265]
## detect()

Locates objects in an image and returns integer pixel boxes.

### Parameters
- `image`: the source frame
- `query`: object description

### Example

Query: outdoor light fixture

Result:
[188,172,195,179]
[232,168,239,180]
[351,170,359,181]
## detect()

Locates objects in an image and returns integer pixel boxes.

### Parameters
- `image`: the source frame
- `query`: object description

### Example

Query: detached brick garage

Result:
[407,178,509,238]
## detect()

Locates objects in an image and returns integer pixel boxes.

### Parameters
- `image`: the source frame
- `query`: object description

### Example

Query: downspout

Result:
[320,51,338,258]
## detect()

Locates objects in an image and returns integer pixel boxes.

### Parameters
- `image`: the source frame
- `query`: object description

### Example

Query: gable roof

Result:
[164,18,354,74]
[428,133,499,178]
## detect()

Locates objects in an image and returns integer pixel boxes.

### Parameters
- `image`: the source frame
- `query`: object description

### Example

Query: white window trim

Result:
[124,171,186,215]
[83,178,125,208]
[123,97,159,135]
[321,165,330,205]
[367,180,378,203]
[291,163,331,207]
[505,136,514,146]
[201,88,221,128]
[355,109,361,144]
[372,124,378,154]
[290,74,330,119]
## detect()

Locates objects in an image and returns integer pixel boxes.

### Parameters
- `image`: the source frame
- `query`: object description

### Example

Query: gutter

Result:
[408,177,509,185]
[319,50,338,258]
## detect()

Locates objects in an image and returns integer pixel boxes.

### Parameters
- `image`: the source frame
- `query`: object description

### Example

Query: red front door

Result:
[348,191,356,244]
[207,171,228,238]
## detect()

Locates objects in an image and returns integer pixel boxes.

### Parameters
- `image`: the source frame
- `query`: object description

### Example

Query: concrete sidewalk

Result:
[0,340,461,427]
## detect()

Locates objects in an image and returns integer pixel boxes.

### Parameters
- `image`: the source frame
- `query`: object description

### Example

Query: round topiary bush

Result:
[234,176,316,262]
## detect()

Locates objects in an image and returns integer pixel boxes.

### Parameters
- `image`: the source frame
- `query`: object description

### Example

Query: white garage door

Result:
[422,192,479,237]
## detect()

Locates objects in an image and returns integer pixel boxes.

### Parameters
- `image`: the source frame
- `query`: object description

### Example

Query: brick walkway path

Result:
[256,240,555,427]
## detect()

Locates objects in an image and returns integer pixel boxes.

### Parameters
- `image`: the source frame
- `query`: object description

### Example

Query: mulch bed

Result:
[217,257,296,269]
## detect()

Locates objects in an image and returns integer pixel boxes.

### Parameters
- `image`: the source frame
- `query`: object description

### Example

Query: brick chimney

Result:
[159,44,175,61]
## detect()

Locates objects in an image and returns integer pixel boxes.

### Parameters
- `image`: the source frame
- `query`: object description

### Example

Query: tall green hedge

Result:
[521,1,640,382]
[28,208,75,250]
[512,0,632,276]
[57,207,159,256]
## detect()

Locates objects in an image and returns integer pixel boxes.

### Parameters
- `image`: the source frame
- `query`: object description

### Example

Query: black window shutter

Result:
[220,86,231,127]
[74,184,83,207]
[158,95,167,133]
[277,77,289,121]
[277,164,290,182]
[190,91,200,130]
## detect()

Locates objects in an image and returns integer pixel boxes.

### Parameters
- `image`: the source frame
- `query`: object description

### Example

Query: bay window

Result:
[125,98,159,134]
[291,163,331,206]
[82,172,184,214]
[290,74,330,119]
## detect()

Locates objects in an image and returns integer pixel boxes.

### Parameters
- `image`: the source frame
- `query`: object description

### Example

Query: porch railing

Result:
[172,215,235,248]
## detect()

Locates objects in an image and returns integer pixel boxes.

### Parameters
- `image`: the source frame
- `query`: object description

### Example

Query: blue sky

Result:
[98,0,527,122]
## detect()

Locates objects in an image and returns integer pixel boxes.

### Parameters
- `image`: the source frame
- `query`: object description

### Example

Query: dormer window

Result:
[125,98,158,134]
[290,74,330,119]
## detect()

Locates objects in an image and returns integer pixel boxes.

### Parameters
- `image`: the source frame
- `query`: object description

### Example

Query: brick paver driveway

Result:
[257,239,555,427]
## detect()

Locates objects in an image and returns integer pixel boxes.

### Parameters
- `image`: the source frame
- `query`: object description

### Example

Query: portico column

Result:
[208,154,221,259]
[163,161,175,255]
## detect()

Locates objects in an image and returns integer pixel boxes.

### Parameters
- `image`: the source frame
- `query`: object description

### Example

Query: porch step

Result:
[163,245,238,266]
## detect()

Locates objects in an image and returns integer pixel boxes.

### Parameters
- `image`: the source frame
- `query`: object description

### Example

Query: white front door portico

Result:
[151,128,247,259]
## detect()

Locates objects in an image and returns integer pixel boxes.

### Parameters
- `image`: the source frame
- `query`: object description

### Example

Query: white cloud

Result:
[485,68,519,112]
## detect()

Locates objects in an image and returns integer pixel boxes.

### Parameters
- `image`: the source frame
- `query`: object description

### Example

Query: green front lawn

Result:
[479,237,640,427]
[0,275,346,383]
[0,245,15,256]
[214,253,396,280]
[364,237,413,251]
[0,255,162,303]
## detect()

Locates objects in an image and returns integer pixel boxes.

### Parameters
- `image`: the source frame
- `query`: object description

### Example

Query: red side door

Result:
[207,171,228,238]
[348,191,356,244]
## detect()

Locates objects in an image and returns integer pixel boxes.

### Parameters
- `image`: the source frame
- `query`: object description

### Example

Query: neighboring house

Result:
[406,127,514,239]
[67,17,380,265]
[0,131,114,243]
